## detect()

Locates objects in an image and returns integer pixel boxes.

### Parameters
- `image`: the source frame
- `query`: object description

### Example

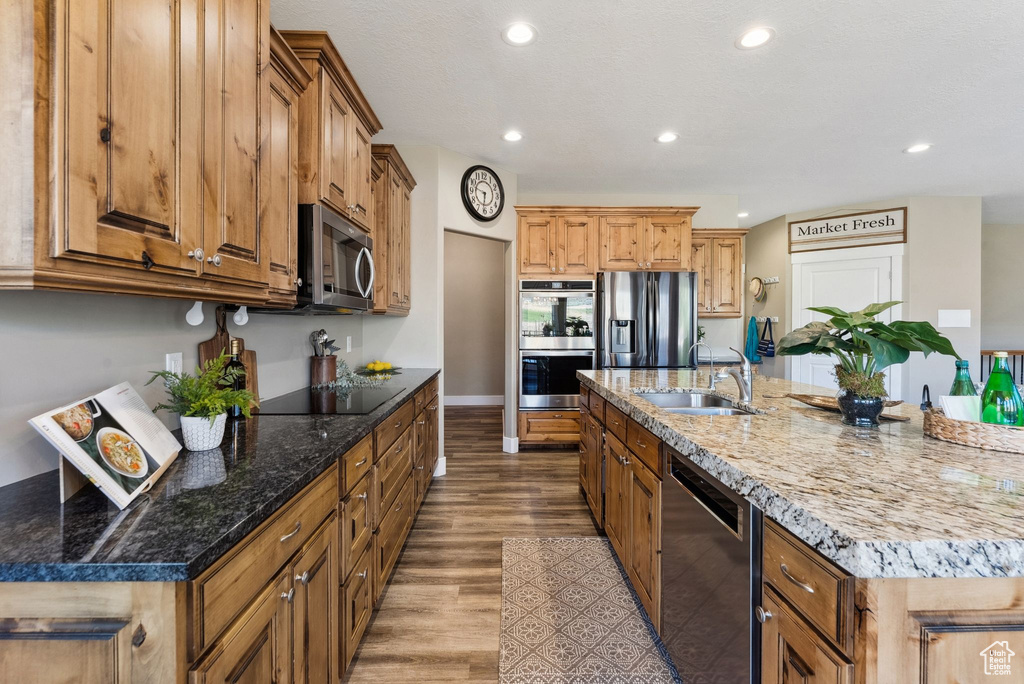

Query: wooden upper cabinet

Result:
[711,235,743,316]
[518,215,557,276]
[557,216,597,276]
[56,0,202,276]
[599,216,645,271]
[691,236,712,314]
[262,28,311,307]
[282,31,382,232]
[645,215,691,270]
[371,145,416,315]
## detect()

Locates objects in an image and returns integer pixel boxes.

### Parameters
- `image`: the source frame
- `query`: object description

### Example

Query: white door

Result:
[792,254,902,399]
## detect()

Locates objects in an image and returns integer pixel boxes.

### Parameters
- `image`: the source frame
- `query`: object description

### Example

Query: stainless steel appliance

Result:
[258,385,403,415]
[519,280,596,350]
[519,349,596,409]
[662,448,762,683]
[597,271,698,368]
[294,204,375,313]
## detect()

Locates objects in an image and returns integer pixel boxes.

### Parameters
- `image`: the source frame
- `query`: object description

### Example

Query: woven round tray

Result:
[923,408,1024,454]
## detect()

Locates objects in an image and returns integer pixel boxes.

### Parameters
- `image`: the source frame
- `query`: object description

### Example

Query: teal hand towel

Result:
[744,316,762,363]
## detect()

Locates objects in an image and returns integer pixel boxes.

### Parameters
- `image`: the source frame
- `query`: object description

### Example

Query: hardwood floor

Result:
[345,406,598,683]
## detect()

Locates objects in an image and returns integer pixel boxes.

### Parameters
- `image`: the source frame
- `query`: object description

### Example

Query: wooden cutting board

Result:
[197,306,259,401]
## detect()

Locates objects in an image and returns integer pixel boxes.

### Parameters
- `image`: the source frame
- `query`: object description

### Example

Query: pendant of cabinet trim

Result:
[371,145,417,315]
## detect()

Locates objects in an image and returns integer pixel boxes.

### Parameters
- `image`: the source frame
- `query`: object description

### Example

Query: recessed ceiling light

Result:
[656,132,679,143]
[736,27,775,49]
[502,130,523,142]
[904,143,932,154]
[502,23,537,46]
[738,212,749,218]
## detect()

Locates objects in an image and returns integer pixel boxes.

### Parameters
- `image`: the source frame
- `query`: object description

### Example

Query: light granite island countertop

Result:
[578,369,1024,579]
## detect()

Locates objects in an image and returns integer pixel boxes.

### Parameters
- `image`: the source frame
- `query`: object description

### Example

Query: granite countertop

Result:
[0,369,440,583]
[579,369,1024,579]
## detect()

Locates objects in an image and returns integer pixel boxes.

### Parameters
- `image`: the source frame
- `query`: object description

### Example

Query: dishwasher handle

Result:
[669,453,744,539]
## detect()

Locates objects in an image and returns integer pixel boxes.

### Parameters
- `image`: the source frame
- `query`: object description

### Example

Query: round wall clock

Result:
[461,165,504,222]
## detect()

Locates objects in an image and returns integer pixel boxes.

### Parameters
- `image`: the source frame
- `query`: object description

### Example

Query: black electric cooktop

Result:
[257,386,405,415]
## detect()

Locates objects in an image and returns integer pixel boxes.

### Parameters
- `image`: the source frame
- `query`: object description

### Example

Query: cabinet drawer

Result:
[374,399,414,459]
[341,469,372,582]
[340,433,373,498]
[590,392,605,425]
[192,464,338,652]
[605,403,627,442]
[414,377,439,414]
[579,385,591,409]
[626,418,661,477]
[518,410,581,444]
[373,427,413,529]
[342,542,372,672]
[373,474,414,603]
[763,521,853,653]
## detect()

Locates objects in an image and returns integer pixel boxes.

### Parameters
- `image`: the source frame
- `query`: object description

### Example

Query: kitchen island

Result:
[579,368,1024,683]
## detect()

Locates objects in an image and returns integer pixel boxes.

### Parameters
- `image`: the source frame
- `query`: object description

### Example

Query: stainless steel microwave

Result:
[296,204,374,313]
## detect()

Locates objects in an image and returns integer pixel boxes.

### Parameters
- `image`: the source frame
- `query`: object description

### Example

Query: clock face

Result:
[461,165,504,222]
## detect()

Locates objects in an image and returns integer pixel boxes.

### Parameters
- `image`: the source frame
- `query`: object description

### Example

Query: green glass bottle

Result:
[948,360,978,396]
[981,352,1024,426]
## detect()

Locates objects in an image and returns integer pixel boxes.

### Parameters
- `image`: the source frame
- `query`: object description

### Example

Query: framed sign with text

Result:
[789,207,907,254]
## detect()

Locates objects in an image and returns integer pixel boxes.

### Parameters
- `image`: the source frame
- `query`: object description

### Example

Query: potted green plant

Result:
[147,353,255,451]
[777,301,959,427]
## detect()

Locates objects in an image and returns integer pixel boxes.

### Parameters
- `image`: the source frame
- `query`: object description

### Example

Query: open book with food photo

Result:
[29,382,182,509]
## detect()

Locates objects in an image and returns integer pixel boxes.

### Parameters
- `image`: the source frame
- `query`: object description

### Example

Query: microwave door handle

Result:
[363,248,375,296]
[354,247,368,299]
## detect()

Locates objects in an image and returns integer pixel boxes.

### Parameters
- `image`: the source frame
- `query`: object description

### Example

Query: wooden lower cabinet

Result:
[291,517,339,684]
[519,410,582,445]
[626,457,661,630]
[342,543,373,672]
[373,475,415,604]
[761,588,852,684]
[604,432,629,561]
[582,414,604,525]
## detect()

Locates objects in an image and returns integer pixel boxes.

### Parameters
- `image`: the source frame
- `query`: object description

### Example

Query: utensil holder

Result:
[310,356,337,387]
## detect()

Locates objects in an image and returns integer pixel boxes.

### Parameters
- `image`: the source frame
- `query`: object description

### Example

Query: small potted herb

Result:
[147,353,255,451]
[777,301,959,426]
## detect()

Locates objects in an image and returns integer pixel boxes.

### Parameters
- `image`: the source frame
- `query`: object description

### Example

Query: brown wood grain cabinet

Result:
[558,216,599,276]
[626,456,661,629]
[518,410,582,445]
[290,516,339,684]
[761,588,853,684]
[599,215,646,271]
[604,432,629,562]
[371,145,417,315]
[282,31,382,233]
[691,229,747,318]
[518,214,559,275]
[600,214,692,271]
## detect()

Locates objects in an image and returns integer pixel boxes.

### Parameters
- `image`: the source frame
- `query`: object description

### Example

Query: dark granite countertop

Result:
[0,369,440,583]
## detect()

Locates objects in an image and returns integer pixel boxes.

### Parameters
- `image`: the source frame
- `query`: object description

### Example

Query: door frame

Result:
[790,244,906,399]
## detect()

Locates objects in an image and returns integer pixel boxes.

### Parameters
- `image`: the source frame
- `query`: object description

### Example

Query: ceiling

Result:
[271,0,1024,227]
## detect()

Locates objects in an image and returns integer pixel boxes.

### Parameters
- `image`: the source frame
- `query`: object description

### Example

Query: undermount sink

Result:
[635,392,756,416]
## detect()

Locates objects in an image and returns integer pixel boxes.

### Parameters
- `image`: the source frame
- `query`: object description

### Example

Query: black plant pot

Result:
[836,393,885,427]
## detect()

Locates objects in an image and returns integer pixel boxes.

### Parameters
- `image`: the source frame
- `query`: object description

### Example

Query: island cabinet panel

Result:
[518,214,557,275]
[578,403,590,489]
[644,215,691,270]
[557,216,598,276]
[761,588,852,684]
[599,216,645,270]
[626,418,661,477]
[627,457,662,630]
[604,432,629,562]
[290,516,339,684]
[190,572,292,684]
[605,403,628,443]
[582,414,604,526]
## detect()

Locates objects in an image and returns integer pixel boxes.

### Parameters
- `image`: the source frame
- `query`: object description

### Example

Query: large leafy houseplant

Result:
[777,301,959,425]
[147,353,255,450]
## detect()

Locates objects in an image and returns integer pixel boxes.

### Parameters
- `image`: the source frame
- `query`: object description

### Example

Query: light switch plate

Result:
[165,352,183,375]
[346,336,352,353]
[937,309,971,328]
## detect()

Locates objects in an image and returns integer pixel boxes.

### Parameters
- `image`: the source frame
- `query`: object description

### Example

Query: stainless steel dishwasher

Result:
[661,448,762,683]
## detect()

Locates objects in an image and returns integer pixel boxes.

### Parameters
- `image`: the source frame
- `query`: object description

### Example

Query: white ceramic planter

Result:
[180,413,227,452]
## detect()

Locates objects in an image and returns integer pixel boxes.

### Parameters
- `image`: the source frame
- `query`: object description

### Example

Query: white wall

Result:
[981,224,1024,350]
[0,291,363,487]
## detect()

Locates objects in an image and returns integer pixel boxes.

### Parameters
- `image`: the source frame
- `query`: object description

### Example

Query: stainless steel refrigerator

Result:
[598,271,698,369]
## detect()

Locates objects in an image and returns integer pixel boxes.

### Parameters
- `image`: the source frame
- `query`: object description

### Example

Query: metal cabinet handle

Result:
[347,204,356,211]
[280,521,302,543]
[357,570,367,579]
[579,447,585,454]
[395,420,402,428]
[755,606,773,623]
[281,588,294,603]
[417,419,426,425]
[646,261,651,268]
[554,413,563,418]
[356,492,367,501]
[550,266,556,272]
[780,563,815,594]
[187,248,205,261]
[416,465,424,471]
[355,458,367,467]
[429,404,438,411]
[559,267,565,272]
[296,571,309,586]
[294,277,303,287]
[635,439,647,449]
[396,502,403,511]
[638,261,643,268]
[207,254,222,267]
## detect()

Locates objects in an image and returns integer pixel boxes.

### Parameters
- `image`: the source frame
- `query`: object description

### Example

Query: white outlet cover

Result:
[165,352,183,374]
[346,336,352,353]
[937,309,971,328]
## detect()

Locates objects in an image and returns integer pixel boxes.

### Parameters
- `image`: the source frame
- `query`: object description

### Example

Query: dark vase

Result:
[836,392,884,427]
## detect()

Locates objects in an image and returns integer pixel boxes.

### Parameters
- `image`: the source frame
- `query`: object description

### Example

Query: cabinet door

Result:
[201,0,269,285]
[627,458,661,629]
[387,173,405,308]
[371,166,390,313]
[321,80,351,216]
[341,473,372,582]
[427,400,439,474]
[58,0,201,275]
[518,215,557,276]
[645,216,690,270]
[711,237,743,316]
[262,64,300,303]
[599,216,645,271]
[347,116,373,231]
[585,416,604,525]
[761,590,853,684]
[578,417,588,489]
[400,185,412,308]
[691,237,712,315]
[557,216,597,276]
[604,433,628,563]
[291,517,338,684]
[190,572,292,684]
[342,544,372,672]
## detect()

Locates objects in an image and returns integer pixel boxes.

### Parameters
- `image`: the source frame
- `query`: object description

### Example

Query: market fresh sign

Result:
[789,208,907,254]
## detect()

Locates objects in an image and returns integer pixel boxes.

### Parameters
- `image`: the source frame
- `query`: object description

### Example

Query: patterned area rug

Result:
[499,537,680,683]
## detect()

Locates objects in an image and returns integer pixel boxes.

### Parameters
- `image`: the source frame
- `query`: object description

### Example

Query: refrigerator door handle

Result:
[648,273,658,367]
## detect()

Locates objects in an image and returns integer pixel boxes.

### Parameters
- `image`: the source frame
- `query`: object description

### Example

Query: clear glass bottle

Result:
[948,359,978,396]
[981,352,1024,426]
